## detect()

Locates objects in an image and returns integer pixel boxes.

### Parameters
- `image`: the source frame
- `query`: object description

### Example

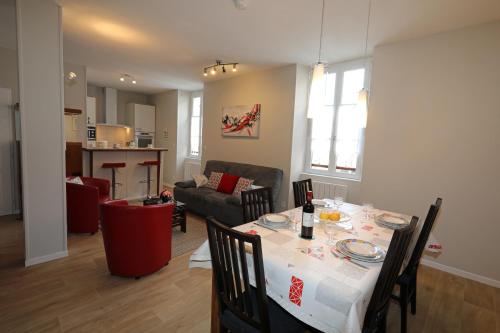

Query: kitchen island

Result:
[82,147,168,200]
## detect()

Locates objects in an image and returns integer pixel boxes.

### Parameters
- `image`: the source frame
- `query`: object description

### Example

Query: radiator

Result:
[184,160,201,180]
[311,181,348,200]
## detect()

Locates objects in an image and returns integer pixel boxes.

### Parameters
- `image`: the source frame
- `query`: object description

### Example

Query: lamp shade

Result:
[307,63,326,119]
[357,88,369,128]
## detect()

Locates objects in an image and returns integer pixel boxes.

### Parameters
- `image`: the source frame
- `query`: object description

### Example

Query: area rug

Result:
[171,212,207,258]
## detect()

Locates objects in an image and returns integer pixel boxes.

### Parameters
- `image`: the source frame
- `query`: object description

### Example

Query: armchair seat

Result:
[100,200,174,278]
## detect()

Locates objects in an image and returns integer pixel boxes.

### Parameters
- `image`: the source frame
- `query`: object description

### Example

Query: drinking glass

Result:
[362,203,374,221]
[333,184,347,211]
[324,221,337,245]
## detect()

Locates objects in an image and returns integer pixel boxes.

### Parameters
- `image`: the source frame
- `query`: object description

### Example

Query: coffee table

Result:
[142,198,186,233]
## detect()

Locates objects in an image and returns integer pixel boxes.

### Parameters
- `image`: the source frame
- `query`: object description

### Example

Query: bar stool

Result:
[138,160,160,198]
[102,162,126,200]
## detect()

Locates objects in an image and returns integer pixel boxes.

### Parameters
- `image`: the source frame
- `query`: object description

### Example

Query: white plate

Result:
[263,214,289,224]
[341,239,379,257]
[376,213,408,225]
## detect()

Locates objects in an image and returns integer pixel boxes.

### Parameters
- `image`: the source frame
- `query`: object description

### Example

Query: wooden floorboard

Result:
[0,214,497,333]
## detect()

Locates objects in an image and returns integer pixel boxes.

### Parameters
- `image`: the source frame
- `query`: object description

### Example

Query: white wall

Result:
[153,90,178,186]
[202,65,299,211]
[361,21,500,283]
[0,46,19,103]
[17,0,67,265]
[176,90,190,181]
[63,62,86,142]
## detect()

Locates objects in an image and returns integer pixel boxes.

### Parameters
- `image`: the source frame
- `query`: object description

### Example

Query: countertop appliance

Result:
[135,131,155,148]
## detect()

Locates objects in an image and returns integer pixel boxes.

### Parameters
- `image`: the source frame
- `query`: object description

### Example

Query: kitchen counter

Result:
[82,148,167,199]
[83,147,168,152]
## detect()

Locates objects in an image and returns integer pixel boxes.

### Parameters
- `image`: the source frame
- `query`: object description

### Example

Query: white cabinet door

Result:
[134,104,155,133]
[86,96,96,126]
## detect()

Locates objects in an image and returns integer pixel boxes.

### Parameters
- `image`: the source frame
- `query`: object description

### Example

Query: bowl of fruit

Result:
[317,208,351,223]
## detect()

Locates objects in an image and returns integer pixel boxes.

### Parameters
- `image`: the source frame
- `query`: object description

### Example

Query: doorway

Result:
[0,87,16,216]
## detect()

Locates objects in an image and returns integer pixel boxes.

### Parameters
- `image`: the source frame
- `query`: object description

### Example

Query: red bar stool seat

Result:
[138,160,160,198]
[102,162,126,199]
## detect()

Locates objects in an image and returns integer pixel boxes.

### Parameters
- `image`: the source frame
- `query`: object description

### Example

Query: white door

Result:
[0,88,14,216]
[135,104,155,133]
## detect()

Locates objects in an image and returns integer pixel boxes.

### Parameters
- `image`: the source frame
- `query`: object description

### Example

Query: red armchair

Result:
[100,200,174,278]
[66,177,110,234]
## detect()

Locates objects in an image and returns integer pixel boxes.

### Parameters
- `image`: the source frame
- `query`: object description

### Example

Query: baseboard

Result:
[25,250,68,267]
[421,258,500,288]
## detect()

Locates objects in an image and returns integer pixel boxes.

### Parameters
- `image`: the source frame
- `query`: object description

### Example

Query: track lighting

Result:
[120,74,137,85]
[203,60,239,77]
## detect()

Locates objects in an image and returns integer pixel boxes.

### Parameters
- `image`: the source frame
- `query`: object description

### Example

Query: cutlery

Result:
[331,249,369,270]
[253,222,278,232]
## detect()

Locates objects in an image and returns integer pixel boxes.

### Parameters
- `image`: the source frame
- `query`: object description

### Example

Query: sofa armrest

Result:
[175,180,196,188]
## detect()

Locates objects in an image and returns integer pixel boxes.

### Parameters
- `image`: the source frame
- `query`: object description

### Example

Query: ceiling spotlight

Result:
[232,64,237,72]
[222,65,226,73]
[132,80,137,84]
[210,67,216,75]
[120,76,125,82]
[203,69,208,77]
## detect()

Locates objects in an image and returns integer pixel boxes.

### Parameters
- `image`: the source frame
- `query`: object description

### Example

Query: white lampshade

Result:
[357,88,369,128]
[307,63,326,119]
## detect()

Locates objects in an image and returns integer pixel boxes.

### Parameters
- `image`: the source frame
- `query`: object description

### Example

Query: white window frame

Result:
[304,58,371,181]
[188,91,203,159]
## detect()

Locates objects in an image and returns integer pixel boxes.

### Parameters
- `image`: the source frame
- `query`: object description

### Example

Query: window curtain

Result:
[306,63,325,119]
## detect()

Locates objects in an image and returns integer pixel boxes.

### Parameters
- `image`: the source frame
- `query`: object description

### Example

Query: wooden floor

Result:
[0,214,498,333]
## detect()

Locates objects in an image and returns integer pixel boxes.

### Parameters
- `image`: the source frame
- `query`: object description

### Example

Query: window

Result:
[189,91,203,158]
[306,60,370,180]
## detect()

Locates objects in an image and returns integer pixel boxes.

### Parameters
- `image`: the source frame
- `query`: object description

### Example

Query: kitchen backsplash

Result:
[95,124,134,147]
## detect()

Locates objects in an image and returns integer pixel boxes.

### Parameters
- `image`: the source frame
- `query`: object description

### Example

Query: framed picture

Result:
[221,104,261,137]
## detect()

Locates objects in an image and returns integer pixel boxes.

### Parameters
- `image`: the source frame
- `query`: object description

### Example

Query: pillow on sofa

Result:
[66,176,84,185]
[217,173,240,194]
[192,174,208,188]
[205,172,224,190]
[232,177,254,197]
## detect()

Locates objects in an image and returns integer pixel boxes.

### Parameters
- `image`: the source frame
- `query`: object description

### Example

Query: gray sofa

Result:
[173,160,283,227]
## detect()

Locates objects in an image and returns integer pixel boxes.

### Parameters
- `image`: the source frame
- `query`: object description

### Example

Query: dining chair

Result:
[241,187,274,223]
[205,217,309,333]
[362,216,418,333]
[392,198,442,333]
[292,178,313,208]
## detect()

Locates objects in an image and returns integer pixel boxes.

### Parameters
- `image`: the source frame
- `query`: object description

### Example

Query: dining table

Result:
[191,202,412,333]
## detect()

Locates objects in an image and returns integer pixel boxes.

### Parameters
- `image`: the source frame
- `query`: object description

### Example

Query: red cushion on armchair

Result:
[100,200,174,278]
[66,177,110,234]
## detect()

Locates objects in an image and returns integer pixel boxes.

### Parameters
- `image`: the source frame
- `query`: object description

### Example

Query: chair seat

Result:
[139,160,160,166]
[102,162,126,168]
[221,287,309,333]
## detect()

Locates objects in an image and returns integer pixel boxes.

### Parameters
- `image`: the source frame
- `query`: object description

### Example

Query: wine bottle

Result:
[301,191,314,239]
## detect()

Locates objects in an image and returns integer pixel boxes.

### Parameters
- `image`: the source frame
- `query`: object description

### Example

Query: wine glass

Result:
[333,184,347,211]
[324,221,337,245]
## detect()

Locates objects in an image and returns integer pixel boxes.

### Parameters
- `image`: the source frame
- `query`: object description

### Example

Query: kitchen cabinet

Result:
[126,103,155,133]
[86,96,96,126]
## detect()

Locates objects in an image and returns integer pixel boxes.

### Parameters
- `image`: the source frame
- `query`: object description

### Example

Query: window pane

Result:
[341,69,365,105]
[192,97,201,117]
[190,136,200,156]
[190,117,200,137]
[324,72,336,106]
[335,105,362,173]
[310,106,334,169]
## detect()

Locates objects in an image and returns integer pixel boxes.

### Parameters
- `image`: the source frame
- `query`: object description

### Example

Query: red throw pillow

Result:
[217,173,241,194]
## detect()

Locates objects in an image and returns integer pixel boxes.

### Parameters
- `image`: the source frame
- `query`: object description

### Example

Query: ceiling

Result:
[53,0,500,93]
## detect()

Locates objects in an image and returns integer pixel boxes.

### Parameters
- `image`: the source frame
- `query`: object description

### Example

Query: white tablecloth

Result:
[190,203,424,333]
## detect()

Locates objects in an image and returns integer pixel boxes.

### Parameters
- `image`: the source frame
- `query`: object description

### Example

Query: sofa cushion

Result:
[217,173,240,194]
[205,172,223,190]
[225,195,241,206]
[192,174,208,188]
[232,177,254,197]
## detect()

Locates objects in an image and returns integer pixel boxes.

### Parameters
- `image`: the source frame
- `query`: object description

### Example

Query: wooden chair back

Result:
[241,187,274,223]
[206,217,271,332]
[363,216,418,332]
[405,198,442,275]
[292,179,313,208]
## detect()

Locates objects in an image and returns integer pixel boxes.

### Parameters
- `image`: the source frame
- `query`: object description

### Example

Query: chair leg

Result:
[400,284,408,333]
[411,277,417,315]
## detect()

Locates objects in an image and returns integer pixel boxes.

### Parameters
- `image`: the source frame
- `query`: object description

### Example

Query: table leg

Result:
[211,273,220,333]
